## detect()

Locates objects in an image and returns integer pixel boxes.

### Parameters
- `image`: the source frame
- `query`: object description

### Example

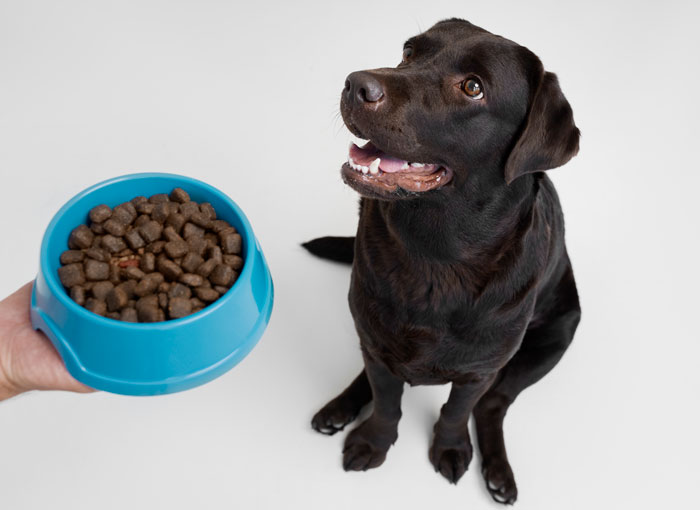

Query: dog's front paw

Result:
[429,436,473,484]
[482,458,517,505]
[342,420,396,471]
[311,397,361,435]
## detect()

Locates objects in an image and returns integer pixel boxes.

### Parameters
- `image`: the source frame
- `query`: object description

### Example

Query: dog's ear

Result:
[504,68,580,185]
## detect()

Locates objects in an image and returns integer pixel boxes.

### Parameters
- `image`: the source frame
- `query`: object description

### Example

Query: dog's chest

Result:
[349,263,529,384]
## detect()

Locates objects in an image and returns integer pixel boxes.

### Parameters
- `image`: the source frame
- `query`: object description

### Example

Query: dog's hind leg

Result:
[311,369,371,435]
[474,266,581,505]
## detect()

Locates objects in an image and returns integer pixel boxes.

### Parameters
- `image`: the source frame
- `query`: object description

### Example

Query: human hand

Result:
[0,282,94,401]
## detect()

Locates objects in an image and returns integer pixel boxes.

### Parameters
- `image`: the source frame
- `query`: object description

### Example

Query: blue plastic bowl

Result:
[30,173,274,396]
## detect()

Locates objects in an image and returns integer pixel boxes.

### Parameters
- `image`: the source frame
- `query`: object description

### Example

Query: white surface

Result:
[1,1,699,508]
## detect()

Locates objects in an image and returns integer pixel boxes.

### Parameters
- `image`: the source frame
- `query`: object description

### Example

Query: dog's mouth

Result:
[341,141,453,197]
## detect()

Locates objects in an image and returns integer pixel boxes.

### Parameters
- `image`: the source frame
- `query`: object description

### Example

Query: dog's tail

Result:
[301,236,355,264]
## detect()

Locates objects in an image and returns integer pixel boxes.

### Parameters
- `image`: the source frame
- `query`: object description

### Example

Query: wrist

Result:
[0,322,21,402]
[0,371,20,402]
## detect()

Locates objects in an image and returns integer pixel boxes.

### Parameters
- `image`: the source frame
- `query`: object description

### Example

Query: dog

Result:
[303,18,580,504]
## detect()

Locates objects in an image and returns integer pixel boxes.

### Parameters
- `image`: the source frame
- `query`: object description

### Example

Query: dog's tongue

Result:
[349,142,410,173]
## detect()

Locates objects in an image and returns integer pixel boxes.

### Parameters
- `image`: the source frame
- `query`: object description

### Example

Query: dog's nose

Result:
[344,71,384,104]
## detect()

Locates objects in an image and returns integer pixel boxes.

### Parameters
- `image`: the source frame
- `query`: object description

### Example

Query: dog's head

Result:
[340,19,580,200]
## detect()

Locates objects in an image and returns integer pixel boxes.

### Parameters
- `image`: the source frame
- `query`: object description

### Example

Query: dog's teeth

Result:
[361,166,369,174]
[369,158,380,175]
[401,162,409,170]
[410,162,425,168]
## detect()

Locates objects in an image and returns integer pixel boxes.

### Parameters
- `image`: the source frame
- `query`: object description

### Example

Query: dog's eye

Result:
[462,78,484,99]
[401,47,413,63]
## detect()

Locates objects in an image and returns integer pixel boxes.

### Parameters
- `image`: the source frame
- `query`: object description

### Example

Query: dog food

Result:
[57,188,243,322]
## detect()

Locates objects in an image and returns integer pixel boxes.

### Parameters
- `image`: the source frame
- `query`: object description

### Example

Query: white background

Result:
[1,1,699,509]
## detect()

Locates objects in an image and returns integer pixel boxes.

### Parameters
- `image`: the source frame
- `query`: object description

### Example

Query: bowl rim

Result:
[40,172,257,330]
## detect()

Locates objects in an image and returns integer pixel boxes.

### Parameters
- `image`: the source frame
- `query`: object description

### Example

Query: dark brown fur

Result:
[303,19,580,504]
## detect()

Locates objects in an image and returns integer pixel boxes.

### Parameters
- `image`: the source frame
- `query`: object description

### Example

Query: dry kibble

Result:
[164,240,188,258]
[136,294,158,308]
[117,280,137,299]
[85,298,107,316]
[146,240,166,254]
[206,246,223,263]
[189,211,212,229]
[103,219,127,236]
[181,252,204,273]
[170,188,190,203]
[102,235,127,254]
[189,297,205,309]
[182,222,205,239]
[156,257,183,281]
[59,187,244,322]
[113,202,137,224]
[223,254,244,270]
[89,205,112,223]
[123,266,145,280]
[124,229,146,250]
[139,221,163,243]
[85,259,110,281]
[195,287,219,302]
[149,193,170,204]
[136,295,161,322]
[106,286,129,312]
[70,285,87,306]
[163,226,184,243]
[210,220,233,233]
[134,273,164,297]
[204,233,218,247]
[179,273,204,287]
[92,280,115,301]
[165,213,186,233]
[60,250,85,264]
[196,258,217,278]
[121,308,138,322]
[110,263,122,285]
[69,225,94,249]
[136,201,154,215]
[200,203,216,220]
[152,202,172,223]
[134,214,151,228]
[209,264,234,287]
[168,297,192,319]
[168,283,192,299]
[187,237,207,257]
[179,201,199,220]
[85,247,110,262]
[140,252,156,273]
[90,222,105,235]
[220,232,242,254]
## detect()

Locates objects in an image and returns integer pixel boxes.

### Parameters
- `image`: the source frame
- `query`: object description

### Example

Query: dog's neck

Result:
[368,170,539,263]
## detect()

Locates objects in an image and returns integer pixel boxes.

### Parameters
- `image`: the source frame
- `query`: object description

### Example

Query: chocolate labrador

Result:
[303,18,580,504]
